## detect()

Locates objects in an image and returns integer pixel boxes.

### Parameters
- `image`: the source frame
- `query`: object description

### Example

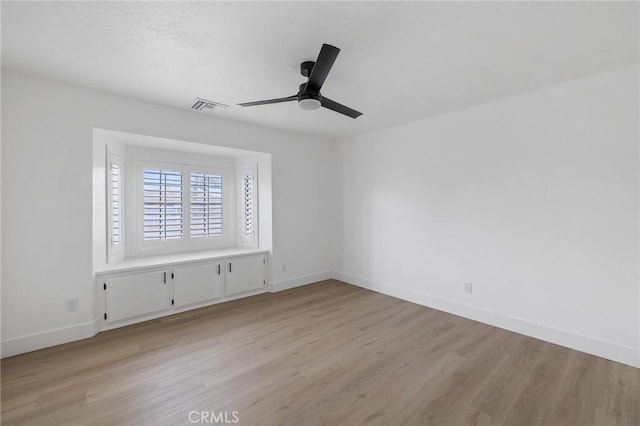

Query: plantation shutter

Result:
[106,146,125,262]
[239,164,257,245]
[190,172,223,237]
[143,169,183,240]
[243,174,254,236]
[111,162,122,245]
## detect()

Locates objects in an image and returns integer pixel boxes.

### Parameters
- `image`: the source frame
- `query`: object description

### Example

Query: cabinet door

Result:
[106,270,171,324]
[226,255,265,296]
[173,263,224,308]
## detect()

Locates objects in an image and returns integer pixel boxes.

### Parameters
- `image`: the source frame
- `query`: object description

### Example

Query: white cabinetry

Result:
[99,252,267,330]
[105,270,171,324]
[173,262,224,309]
[226,256,265,296]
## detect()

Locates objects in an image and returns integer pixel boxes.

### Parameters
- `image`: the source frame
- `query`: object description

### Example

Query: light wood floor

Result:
[1,280,638,425]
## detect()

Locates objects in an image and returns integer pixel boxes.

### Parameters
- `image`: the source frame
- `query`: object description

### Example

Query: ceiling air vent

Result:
[190,98,228,112]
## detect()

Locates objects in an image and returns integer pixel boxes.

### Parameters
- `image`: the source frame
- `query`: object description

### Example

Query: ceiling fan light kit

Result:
[298,98,321,110]
[238,44,362,119]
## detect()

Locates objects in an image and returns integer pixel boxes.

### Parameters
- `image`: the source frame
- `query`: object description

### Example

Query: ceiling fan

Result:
[238,44,362,119]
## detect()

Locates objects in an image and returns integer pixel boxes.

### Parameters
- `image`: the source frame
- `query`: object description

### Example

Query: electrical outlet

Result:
[66,298,79,312]
[281,263,287,273]
[464,282,473,295]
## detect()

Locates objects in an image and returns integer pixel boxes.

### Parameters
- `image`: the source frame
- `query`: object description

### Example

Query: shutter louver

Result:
[143,169,183,240]
[190,172,223,237]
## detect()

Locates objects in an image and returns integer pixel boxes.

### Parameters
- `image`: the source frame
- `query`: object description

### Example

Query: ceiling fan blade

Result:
[305,44,340,93]
[238,95,297,107]
[321,97,362,119]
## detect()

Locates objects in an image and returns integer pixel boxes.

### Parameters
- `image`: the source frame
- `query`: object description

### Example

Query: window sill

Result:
[95,247,268,276]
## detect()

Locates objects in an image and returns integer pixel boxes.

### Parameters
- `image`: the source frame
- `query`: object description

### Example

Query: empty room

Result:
[1,1,638,425]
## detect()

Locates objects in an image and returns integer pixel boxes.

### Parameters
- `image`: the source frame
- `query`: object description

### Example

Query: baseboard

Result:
[332,270,639,368]
[6,274,636,368]
[268,270,332,293]
[1,317,101,358]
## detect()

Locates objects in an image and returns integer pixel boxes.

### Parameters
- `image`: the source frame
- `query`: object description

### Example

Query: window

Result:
[243,174,254,236]
[239,164,257,245]
[98,132,266,266]
[111,163,122,244]
[190,172,223,238]
[143,169,183,240]
[107,146,124,262]
[137,164,227,249]
[126,151,234,257]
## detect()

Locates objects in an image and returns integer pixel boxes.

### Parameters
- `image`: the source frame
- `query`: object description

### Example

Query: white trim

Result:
[268,270,332,293]
[331,270,640,368]
[1,317,101,358]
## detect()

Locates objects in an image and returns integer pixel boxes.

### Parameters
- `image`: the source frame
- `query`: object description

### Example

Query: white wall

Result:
[1,70,337,354]
[336,65,640,367]
[3,66,639,367]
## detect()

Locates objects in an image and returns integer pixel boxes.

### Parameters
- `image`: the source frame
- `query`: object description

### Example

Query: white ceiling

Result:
[2,1,638,141]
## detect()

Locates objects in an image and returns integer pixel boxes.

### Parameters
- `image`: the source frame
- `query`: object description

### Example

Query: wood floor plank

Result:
[2,280,638,426]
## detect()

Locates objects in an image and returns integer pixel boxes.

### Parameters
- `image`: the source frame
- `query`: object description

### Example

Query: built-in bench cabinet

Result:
[97,252,267,329]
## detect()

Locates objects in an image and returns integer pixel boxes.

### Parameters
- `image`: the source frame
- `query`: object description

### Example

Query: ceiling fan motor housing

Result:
[300,61,315,78]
